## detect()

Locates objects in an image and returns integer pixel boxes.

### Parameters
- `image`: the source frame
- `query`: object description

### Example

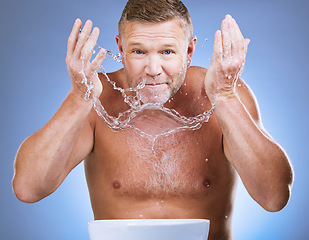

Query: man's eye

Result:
[134,50,143,54]
[164,50,172,55]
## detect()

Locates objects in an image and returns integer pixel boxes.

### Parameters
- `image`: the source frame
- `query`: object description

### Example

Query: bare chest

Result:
[91,116,232,199]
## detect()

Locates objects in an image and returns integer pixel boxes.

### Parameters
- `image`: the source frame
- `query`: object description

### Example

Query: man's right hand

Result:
[66,19,106,100]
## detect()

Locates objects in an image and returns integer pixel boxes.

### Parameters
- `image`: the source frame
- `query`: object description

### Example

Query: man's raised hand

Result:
[66,19,106,100]
[205,14,250,103]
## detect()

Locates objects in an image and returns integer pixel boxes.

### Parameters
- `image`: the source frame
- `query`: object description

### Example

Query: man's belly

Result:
[88,186,235,240]
[93,196,214,219]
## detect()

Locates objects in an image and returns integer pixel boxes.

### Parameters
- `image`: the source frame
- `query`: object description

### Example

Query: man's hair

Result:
[118,0,193,42]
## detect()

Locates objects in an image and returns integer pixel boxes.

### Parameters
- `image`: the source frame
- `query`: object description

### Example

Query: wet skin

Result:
[84,67,253,240]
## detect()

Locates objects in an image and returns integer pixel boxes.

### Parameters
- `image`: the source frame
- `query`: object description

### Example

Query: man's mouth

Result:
[145,82,167,87]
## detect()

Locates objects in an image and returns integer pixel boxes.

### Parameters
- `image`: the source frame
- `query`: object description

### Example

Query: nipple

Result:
[112,180,121,189]
[203,179,211,188]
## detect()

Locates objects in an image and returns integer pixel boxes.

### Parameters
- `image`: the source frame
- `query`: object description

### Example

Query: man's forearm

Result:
[13,92,93,203]
[214,94,293,212]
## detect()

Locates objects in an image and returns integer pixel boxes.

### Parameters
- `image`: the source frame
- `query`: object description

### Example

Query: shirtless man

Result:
[12,0,294,239]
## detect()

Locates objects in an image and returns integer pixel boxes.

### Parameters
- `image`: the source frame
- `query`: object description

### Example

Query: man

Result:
[12,0,294,239]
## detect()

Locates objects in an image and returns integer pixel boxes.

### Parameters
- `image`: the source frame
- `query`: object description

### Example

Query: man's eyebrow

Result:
[127,42,143,47]
[161,43,177,48]
[127,42,177,48]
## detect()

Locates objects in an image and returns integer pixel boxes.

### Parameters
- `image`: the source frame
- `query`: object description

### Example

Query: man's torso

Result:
[84,67,238,239]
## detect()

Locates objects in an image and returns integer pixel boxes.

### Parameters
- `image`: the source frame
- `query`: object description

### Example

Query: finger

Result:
[90,48,107,72]
[229,17,245,57]
[67,19,82,60]
[244,38,250,55]
[231,16,244,40]
[212,30,223,61]
[73,20,93,59]
[221,16,231,59]
[81,27,100,63]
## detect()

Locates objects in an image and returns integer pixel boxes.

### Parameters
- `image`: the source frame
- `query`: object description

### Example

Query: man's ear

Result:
[115,35,124,59]
[187,36,197,67]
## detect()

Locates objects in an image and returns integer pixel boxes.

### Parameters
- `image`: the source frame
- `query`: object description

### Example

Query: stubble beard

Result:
[123,62,188,106]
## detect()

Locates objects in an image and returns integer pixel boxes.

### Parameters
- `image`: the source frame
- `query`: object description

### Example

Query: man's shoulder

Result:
[97,68,125,101]
[186,66,207,90]
[186,66,208,83]
[99,68,125,84]
[187,66,207,76]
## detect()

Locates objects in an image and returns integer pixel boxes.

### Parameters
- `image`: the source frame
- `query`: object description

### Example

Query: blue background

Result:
[1,0,308,239]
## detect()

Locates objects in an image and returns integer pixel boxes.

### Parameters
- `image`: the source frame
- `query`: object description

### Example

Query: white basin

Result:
[88,219,210,240]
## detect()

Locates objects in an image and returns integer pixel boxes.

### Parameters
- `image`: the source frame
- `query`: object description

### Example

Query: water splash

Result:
[78,36,216,142]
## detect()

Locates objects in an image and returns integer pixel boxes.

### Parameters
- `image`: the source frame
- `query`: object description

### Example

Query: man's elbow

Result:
[12,176,43,203]
[262,184,292,212]
[263,155,294,212]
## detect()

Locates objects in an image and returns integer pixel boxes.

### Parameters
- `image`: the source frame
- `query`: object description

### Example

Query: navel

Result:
[112,180,121,189]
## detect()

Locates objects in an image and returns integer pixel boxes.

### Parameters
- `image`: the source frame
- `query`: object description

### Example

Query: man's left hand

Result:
[205,14,250,103]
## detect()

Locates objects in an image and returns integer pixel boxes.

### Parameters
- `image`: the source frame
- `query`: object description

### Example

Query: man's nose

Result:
[145,55,162,77]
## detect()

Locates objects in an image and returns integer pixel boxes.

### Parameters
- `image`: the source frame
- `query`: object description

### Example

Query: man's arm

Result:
[219,80,293,211]
[205,15,294,211]
[12,19,106,203]
[13,94,94,203]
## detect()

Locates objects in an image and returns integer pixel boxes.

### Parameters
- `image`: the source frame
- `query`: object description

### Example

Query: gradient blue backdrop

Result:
[1,0,308,239]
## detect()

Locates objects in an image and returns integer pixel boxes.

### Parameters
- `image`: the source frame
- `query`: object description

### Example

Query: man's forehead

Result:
[121,19,187,41]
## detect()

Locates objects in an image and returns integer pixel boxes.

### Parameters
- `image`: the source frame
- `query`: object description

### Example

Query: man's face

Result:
[116,19,195,105]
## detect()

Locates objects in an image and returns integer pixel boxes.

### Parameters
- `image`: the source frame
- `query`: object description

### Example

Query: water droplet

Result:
[205,158,208,162]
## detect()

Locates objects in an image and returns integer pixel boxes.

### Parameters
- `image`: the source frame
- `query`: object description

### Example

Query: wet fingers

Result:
[66,19,82,61]
[221,16,231,60]
[81,27,100,62]
[213,30,223,61]
[229,16,245,59]
[91,48,106,73]
[73,20,93,59]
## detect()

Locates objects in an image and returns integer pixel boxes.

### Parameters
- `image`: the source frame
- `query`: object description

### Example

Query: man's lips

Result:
[145,82,167,86]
